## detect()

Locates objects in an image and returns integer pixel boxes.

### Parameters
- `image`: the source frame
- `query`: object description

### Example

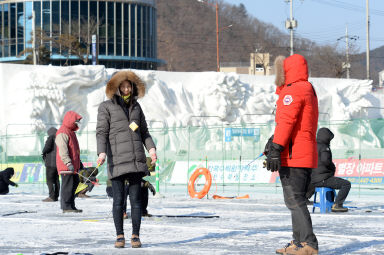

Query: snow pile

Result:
[0,63,379,156]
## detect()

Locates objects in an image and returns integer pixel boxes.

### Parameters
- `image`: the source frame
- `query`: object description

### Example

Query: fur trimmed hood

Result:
[106,71,146,99]
[274,54,308,87]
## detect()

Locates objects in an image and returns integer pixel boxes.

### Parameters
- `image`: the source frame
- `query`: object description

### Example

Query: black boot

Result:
[332,204,348,212]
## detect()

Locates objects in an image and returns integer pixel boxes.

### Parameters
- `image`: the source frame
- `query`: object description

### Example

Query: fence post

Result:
[155,159,160,193]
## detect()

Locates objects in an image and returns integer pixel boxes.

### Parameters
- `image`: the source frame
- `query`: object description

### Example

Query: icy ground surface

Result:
[1,184,384,255]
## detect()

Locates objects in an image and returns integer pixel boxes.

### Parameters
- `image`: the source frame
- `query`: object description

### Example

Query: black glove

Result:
[263,135,274,156]
[266,142,284,172]
[144,181,156,196]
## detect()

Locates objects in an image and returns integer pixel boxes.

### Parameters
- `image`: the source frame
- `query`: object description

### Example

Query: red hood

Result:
[284,54,308,85]
[62,111,82,131]
[276,54,309,95]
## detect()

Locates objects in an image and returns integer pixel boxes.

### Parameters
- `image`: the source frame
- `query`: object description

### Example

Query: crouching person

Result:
[0,167,18,194]
[56,111,83,213]
[76,167,99,198]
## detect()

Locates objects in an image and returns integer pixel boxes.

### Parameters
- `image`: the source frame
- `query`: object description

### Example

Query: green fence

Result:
[1,119,384,190]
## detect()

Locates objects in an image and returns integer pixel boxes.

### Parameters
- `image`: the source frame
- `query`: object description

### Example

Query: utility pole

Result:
[345,25,350,79]
[366,0,370,80]
[338,25,358,79]
[32,10,36,65]
[215,2,219,72]
[285,0,297,55]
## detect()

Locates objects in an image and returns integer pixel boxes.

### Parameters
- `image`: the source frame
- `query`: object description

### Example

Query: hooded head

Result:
[62,111,82,131]
[274,54,309,87]
[47,127,58,137]
[3,167,14,179]
[106,71,146,100]
[316,127,334,145]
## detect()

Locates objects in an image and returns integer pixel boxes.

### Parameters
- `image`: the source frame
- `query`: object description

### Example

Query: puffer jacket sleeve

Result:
[96,102,111,155]
[42,136,54,155]
[139,105,156,151]
[319,146,334,173]
[1,172,15,186]
[273,90,303,147]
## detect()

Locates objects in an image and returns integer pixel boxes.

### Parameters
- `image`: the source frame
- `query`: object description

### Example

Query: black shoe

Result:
[63,207,83,213]
[63,209,82,213]
[42,197,55,202]
[332,204,348,212]
[142,213,152,217]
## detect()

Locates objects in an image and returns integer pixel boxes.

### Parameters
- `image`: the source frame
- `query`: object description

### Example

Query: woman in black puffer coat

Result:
[96,70,157,249]
[306,127,351,212]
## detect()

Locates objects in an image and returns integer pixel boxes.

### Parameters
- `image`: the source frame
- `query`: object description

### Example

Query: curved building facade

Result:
[0,0,162,69]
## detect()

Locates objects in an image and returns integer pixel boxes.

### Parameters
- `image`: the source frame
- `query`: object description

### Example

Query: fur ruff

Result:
[274,55,286,87]
[106,71,145,99]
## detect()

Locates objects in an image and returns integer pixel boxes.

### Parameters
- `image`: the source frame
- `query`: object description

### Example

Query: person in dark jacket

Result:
[0,167,18,194]
[96,70,157,249]
[56,111,83,213]
[42,127,60,202]
[306,127,351,212]
[266,54,319,255]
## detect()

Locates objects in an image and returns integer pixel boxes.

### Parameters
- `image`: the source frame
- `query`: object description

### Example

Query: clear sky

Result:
[224,0,384,53]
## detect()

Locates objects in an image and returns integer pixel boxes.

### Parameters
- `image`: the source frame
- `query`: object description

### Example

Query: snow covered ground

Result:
[1,184,384,255]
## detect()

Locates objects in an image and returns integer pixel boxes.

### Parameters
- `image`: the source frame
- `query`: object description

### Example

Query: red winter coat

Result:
[55,111,82,174]
[273,54,318,168]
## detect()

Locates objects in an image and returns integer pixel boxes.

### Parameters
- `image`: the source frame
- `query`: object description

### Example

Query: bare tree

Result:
[51,17,99,65]
[18,28,51,65]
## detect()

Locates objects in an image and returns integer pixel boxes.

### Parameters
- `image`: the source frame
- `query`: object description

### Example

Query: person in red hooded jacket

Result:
[55,111,83,213]
[266,54,319,255]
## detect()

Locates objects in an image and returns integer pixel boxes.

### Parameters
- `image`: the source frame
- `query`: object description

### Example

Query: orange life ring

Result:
[188,168,212,199]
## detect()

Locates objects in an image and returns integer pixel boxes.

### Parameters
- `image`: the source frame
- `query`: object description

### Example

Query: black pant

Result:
[46,167,60,200]
[279,167,318,250]
[60,174,80,210]
[307,176,351,206]
[123,183,149,215]
[112,173,142,236]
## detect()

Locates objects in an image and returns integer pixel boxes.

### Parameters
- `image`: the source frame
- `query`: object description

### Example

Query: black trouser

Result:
[141,185,149,215]
[122,181,149,215]
[279,167,318,250]
[112,173,143,236]
[307,176,351,206]
[46,167,60,200]
[60,174,80,210]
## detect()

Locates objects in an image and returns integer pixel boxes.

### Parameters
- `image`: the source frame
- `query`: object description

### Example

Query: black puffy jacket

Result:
[311,128,336,184]
[42,127,57,168]
[0,168,16,194]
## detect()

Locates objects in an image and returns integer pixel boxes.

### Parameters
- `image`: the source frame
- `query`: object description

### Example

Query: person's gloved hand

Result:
[266,143,284,172]
[15,183,19,187]
[67,163,74,172]
[144,181,156,196]
[149,148,157,165]
[97,152,106,165]
[263,135,274,156]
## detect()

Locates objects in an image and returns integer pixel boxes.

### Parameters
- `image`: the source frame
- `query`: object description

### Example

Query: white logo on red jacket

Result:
[283,95,293,105]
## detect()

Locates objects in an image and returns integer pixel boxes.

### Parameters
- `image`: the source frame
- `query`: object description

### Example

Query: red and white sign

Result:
[334,159,384,177]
